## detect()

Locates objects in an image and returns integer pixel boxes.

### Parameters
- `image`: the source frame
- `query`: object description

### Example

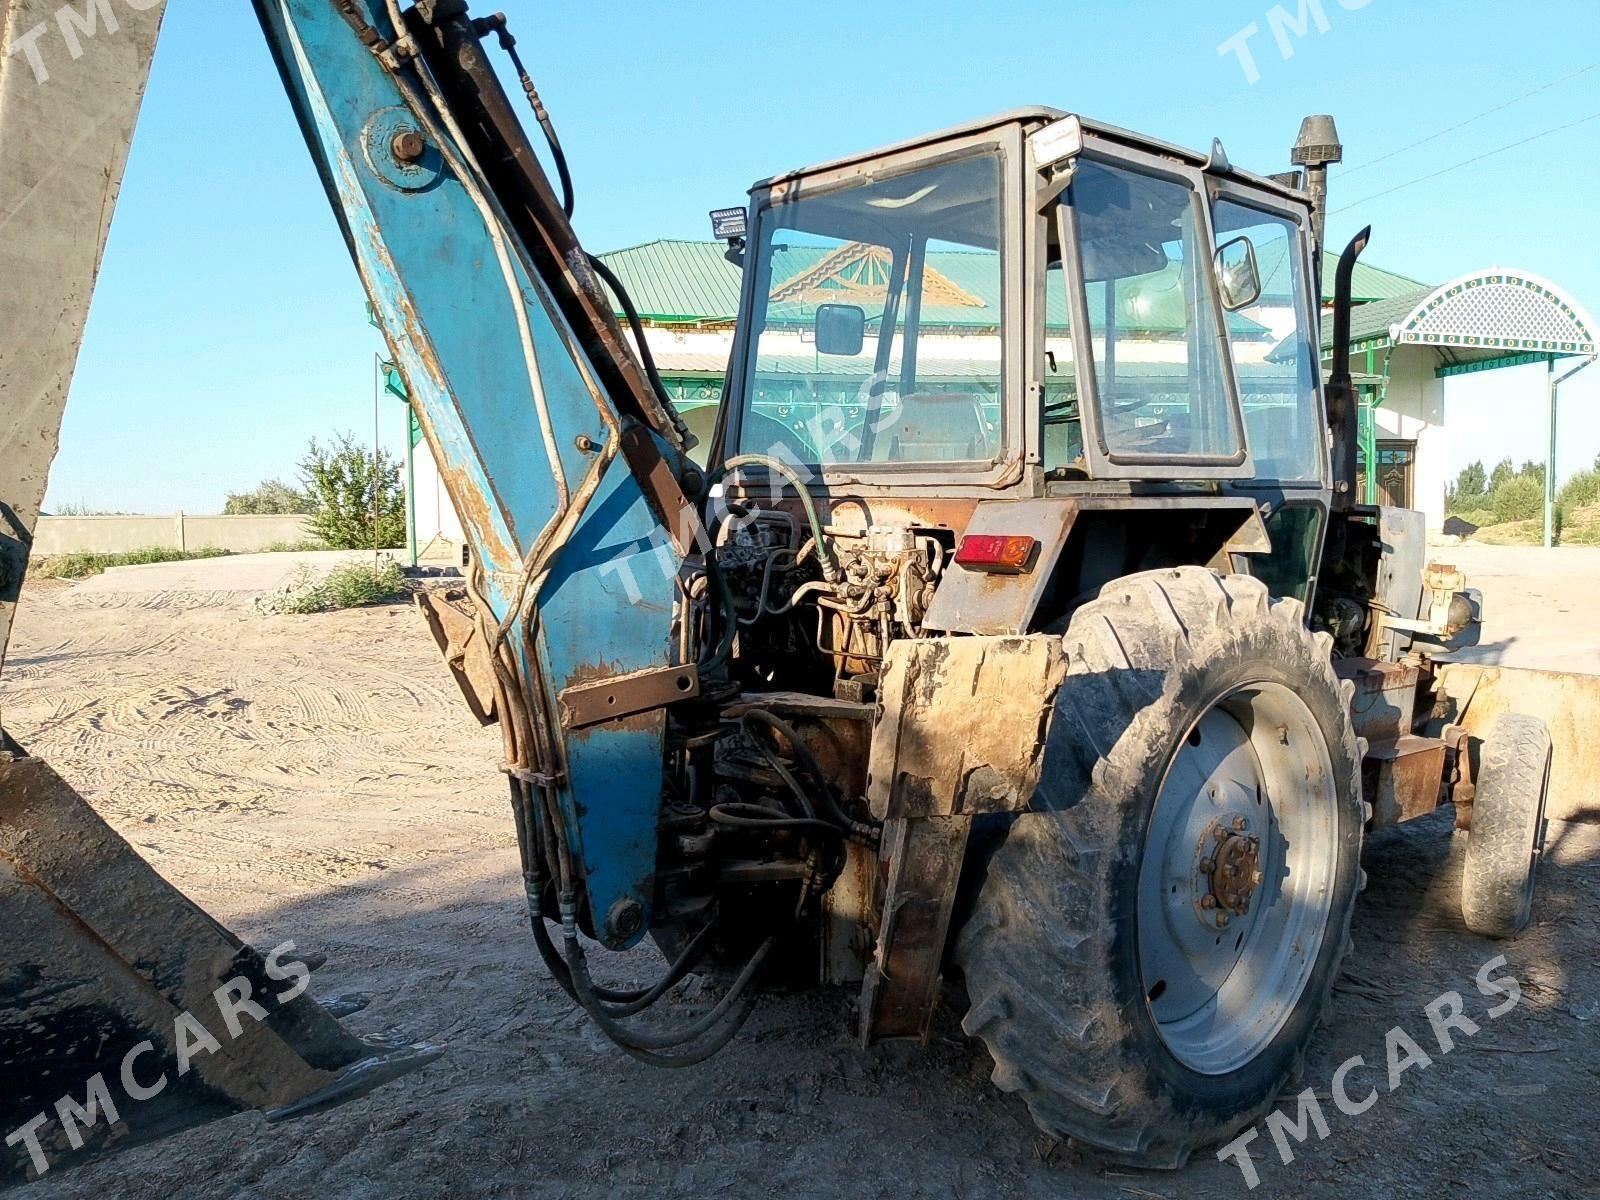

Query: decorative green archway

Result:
[1393,269,1596,360]
[1389,270,1597,545]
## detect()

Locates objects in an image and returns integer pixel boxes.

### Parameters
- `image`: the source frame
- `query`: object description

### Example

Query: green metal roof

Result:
[598,239,744,323]
[596,240,1431,341]
[1317,254,1429,304]
[599,240,1274,338]
[1318,287,1434,351]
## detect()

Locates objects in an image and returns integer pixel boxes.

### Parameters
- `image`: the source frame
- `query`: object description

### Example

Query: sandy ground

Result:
[2,562,1598,1200]
[63,550,410,610]
[1437,544,1600,676]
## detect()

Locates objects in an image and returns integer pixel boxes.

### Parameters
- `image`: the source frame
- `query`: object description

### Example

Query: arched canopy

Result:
[1391,269,1597,362]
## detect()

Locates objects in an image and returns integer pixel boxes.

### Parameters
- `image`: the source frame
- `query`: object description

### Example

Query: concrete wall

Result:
[32,515,314,556]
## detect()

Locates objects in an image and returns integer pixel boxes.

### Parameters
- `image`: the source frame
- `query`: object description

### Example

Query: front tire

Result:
[955,568,1364,1167]
[1461,713,1551,939]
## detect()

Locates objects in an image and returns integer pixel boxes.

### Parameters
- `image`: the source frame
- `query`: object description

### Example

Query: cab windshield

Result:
[737,153,1004,467]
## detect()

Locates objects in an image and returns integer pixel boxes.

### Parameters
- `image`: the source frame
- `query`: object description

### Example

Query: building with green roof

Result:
[404,238,1592,549]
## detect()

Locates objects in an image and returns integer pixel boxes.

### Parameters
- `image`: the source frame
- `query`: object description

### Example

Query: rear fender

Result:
[858,635,1068,1044]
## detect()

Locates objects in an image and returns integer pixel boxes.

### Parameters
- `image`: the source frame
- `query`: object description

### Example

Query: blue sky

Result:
[48,0,1600,512]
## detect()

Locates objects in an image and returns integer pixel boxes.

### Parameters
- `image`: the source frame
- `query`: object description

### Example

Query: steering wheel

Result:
[739,409,819,464]
[1103,392,1152,416]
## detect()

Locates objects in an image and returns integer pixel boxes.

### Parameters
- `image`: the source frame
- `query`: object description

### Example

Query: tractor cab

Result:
[714,108,1325,500]
[707,109,1332,649]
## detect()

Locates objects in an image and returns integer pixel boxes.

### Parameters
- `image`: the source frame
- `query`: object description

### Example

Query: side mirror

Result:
[1215,235,1263,311]
[814,303,866,356]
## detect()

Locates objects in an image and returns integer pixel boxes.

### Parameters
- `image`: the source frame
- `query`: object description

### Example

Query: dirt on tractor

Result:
[4,576,1597,1200]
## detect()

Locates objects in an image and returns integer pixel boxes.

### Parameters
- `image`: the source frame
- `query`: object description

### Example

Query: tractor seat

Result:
[879,392,992,462]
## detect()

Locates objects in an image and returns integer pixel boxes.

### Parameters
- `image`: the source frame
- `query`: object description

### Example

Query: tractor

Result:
[0,0,1557,1181]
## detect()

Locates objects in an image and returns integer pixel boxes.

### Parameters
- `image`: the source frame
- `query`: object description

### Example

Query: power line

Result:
[1341,60,1599,178]
[1331,110,1600,214]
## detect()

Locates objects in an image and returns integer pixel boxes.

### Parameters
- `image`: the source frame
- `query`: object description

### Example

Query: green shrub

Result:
[299,433,406,551]
[1557,468,1600,515]
[31,546,232,580]
[1447,461,1489,515]
[1447,491,1490,516]
[1452,460,1487,498]
[1488,458,1517,493]
[276,561,407,614]
[47,502,136,516]
[1492,475,1544,523]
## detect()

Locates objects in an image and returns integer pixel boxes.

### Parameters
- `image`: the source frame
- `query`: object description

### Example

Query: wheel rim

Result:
[1136,682,1340,1076]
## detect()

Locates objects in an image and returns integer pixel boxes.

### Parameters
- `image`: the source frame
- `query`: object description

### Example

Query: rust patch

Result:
[415,591,498,725]
[1362,735,1447,828]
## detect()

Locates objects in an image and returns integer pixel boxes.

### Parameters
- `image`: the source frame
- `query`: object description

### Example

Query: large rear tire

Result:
[1460,713,1551,939]
[955,568,1365,1167]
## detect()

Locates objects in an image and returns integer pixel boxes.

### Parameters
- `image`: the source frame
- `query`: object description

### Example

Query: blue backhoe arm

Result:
[254,0,706,944]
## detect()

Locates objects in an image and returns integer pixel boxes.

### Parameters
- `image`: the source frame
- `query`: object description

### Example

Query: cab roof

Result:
[749,106,1309,206]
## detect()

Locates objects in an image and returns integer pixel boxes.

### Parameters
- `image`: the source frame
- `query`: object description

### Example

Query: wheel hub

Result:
[1200,822,1263,922]
[1136,684,1341,1075]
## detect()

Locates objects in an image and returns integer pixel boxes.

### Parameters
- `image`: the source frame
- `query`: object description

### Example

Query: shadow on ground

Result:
[18,810,1599,1200]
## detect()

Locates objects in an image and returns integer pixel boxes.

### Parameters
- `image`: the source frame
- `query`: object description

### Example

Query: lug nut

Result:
[1200,858,1215,874]
[1217,912,1230,928]
[1232,816,1247,832]
[1201,895,1217,910]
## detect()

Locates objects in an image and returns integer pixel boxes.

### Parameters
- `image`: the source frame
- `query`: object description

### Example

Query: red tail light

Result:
[954,534,1039,574]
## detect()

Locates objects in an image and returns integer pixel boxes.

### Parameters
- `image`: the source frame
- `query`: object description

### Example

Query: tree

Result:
[298,433,406,550]
[1453,461,1487,498]
[1447,460,1489,514]
[1558,467,1600,514]
[1488,458,1516,493]
[1518,460,1547,494]
[224,478,313,515]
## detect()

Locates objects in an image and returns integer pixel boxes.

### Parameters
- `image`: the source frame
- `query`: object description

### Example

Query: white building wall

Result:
[1373,350,1449,528]
[409,441,465,552]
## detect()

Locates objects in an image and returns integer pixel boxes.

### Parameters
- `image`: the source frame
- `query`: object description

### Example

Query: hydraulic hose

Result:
[513,777,775,1066]
[697,550,739,675]
[712,456,840,583]
[474,13,682,423]
[471,13,573,217]
[737,709,879,846]
[708,803,845,839]
[586,252,679,418]
[562,912,774,1052]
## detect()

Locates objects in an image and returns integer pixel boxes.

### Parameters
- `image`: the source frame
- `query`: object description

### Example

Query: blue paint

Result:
[256,0,681,944]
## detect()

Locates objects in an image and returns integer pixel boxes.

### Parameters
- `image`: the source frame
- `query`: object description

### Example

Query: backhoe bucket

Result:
[1435,662,1600,824]
[0,749,440,1185]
